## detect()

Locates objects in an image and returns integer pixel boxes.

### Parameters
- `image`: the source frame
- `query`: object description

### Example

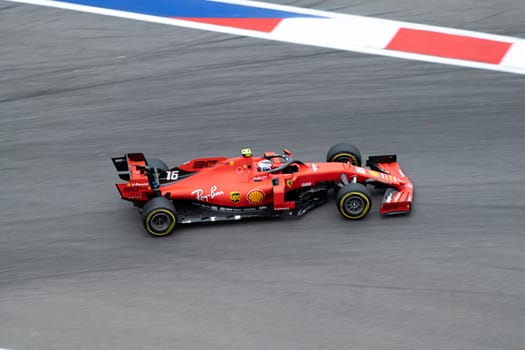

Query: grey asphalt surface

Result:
[1,1,525,349]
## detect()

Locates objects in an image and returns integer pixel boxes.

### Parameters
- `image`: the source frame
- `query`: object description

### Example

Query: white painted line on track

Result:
[3,0,525,75]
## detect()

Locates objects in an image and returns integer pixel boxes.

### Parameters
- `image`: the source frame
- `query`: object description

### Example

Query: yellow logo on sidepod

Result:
[230,191,241,203]
[247,189,265,204]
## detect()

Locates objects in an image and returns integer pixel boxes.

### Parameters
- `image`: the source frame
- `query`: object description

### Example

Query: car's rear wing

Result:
[112,155,132,181]
[112,153,156,202]
[366,155,413,215]
[111,153,152,180]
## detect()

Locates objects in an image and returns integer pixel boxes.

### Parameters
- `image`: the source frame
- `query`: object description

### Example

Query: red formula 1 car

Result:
[112,143,413,237]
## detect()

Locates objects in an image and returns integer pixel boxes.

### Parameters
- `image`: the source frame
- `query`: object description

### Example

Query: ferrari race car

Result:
[112,143,413,237]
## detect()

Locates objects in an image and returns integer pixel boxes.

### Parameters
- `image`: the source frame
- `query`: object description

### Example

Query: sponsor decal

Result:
[195,203,269,212]
[123,189,143,198]
[252,175,268,181]
[126,195,144,199]
[369,170,379,177]
[124,187,141,192]
[230,191,241,203]
[356,167,366,175]
[193,160,218,169]
[191,185,224,202]
[398,169,406,178]
[311,163,319,172]
[275,207,290,210]
[301,182,312,187]
[286,179,293,188]
[247,189,265,204]
[130,182,150,187]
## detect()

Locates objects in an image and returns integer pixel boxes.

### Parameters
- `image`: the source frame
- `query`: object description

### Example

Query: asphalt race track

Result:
[1,1,525,349]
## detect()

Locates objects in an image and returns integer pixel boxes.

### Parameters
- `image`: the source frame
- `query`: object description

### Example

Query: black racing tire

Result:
[147,158,168,171]
[141,197,177,237]
[336,183,372,220]
[326,143,362,166]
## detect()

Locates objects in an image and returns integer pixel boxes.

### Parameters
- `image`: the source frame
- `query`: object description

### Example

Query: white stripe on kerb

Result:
[500,41,525,69]
[272,18,398,50]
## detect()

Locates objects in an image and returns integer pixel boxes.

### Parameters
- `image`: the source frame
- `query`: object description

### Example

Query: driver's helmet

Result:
[257,159,272,172]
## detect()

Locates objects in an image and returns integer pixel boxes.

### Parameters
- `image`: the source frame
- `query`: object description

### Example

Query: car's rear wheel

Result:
[326,143,362,166]
[141,197,177,237]
[336,183,372,220]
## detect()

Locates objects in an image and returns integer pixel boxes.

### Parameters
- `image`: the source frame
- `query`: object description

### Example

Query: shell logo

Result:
[247,189,265,204]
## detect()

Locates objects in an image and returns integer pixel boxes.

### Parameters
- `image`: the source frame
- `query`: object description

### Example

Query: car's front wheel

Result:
[336,183,372,220]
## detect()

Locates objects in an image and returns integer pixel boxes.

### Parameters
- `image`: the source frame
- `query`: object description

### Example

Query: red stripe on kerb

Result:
[174,18,282,33]
[386,28,512,64]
